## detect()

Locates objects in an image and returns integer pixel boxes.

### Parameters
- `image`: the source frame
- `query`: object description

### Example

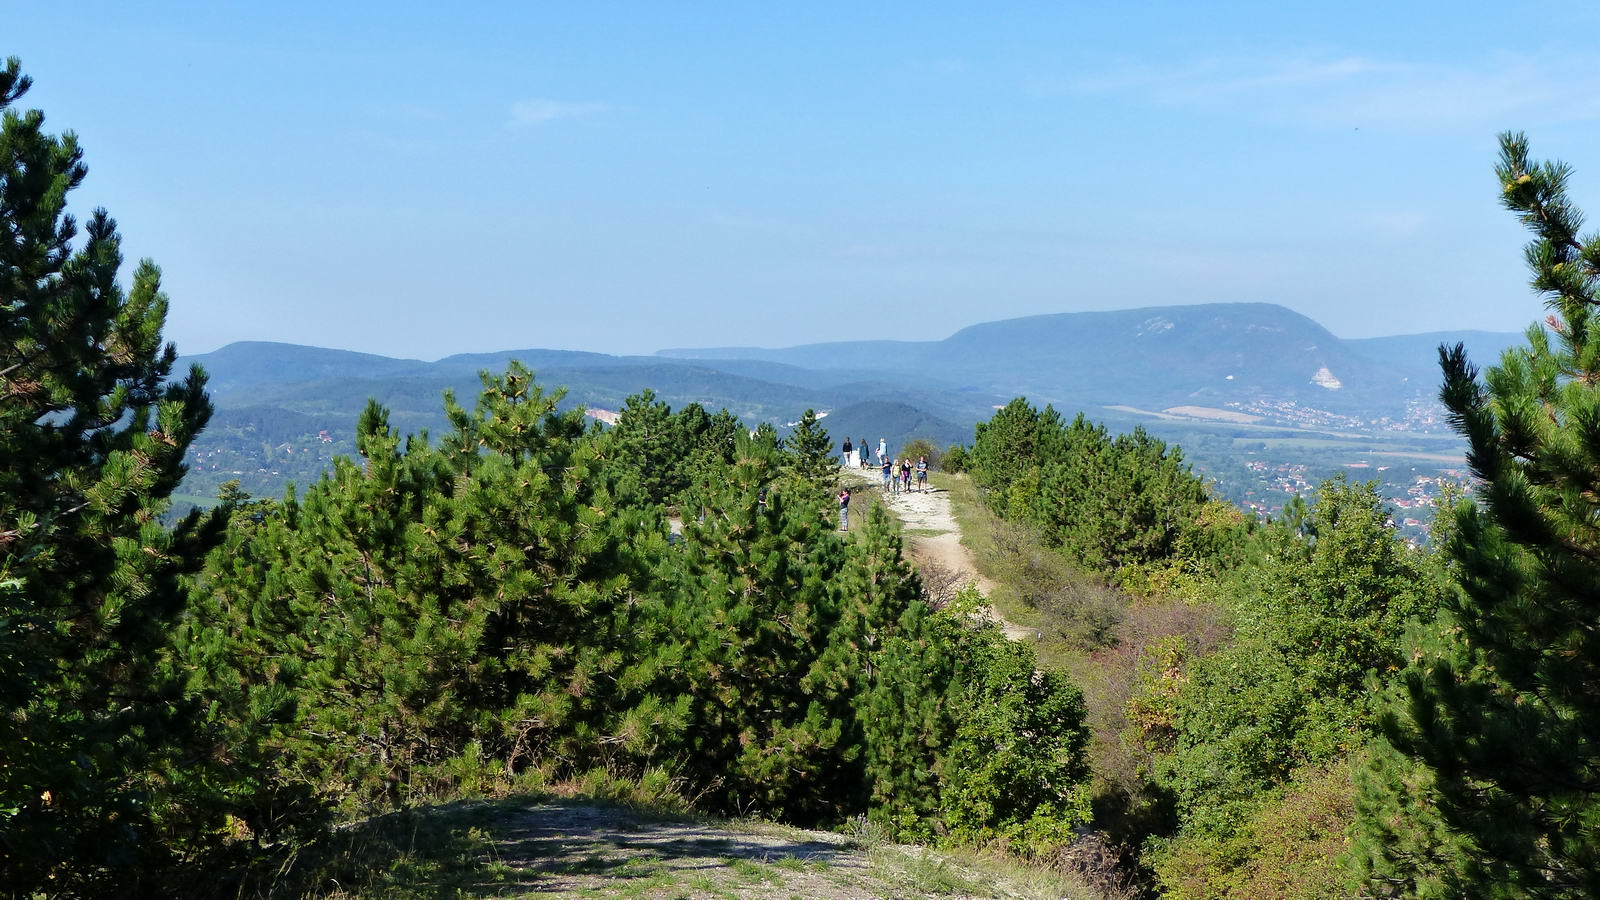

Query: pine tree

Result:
[676,404,740,508]
[783,408,836,490]
[854,504,956,835]
[659,436,860,821]
[980,404,1212,574]
[685,405,741,464]
[191,365,666,806]
[0,57,227,891]
[174,488,329,853]
[968,397,1040,498]
[611,388,686,506]
[1357,133,1600,897]
[1030,413,1109,550]
[1089,428,1209,571]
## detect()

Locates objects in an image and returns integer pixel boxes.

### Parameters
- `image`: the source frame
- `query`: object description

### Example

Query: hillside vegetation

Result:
[951,405,1450,895]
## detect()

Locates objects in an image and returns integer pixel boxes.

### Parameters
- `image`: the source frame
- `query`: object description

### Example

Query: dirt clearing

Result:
[387,799,1089,898]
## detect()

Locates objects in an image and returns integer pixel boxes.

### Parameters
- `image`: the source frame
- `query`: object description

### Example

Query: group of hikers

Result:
[836,436,930,531]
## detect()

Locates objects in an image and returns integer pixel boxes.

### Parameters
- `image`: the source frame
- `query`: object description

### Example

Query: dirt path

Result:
[417,799,1083,898]
[842,467,1036,642]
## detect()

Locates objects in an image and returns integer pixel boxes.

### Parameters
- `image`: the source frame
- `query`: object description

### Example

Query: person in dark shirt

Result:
[837,487,851,530]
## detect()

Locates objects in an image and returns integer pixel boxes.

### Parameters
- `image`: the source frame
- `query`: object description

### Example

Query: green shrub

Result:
[1135,478,1446,872]
[938,622,1093,853]
[942,444,969,472]
[1152,761,1357,900]
[901,437,940,468]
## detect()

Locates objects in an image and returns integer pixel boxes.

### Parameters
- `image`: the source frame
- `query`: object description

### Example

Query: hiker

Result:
[900,458,912,493]
[916,455,928,492]
[859,437,872,469]
[881,454,893,492]
[877,437,888,464]
[838,487,851,530]
[842,436,854,468]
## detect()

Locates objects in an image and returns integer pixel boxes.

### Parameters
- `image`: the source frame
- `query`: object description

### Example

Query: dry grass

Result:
[936,473,1095,670]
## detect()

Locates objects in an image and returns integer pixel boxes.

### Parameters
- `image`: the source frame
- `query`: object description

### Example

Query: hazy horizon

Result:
[14,2,1595,359]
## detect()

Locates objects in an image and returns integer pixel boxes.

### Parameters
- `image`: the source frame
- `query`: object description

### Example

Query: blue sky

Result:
[11,2,1600,358]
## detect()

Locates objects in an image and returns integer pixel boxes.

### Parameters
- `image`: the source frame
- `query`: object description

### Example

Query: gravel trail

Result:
[841,466,1036,642]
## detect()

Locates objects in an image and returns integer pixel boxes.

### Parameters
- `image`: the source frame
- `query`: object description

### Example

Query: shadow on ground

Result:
[406,800,881,898]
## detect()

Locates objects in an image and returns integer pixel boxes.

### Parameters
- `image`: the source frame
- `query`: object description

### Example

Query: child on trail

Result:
[881,455,893,492]
[842,437,854,468]
[916,455,928,492]
[838,487,851,531]
[889,458,900,495]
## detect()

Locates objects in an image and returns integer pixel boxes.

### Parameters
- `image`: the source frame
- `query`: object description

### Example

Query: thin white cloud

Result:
[1046,51,1600,130]
[507,98,610,126]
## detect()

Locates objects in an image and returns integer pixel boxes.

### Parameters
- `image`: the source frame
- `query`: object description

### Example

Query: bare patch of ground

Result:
[384,799,1089,899]
[490,802,871,898]
[1161,405,1261,424]
[1370,450,1467,463]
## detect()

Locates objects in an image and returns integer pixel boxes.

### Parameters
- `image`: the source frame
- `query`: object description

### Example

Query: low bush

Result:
[1035,577,1127,650]
[1151,761,1356,900]
[901,437,942,468]
[942,444,969,472]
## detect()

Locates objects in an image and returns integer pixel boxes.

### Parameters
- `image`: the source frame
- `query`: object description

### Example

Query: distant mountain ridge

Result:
[174,302,1523,506]
[659,302,1521,412]
[186,303,1529,426]
[1345,330,1531,388]
[185,341,429,396]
